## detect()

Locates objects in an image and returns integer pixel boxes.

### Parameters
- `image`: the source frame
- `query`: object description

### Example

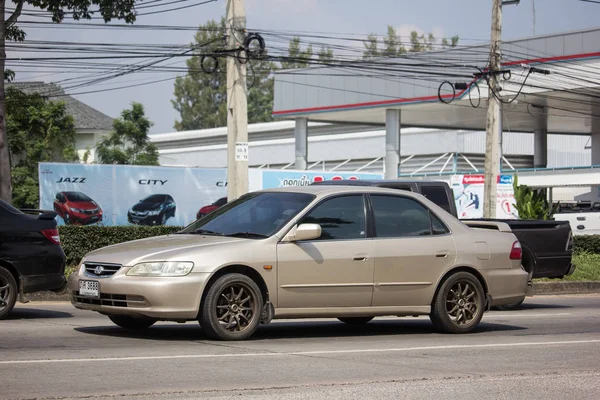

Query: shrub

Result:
[59,225,183,266]
[573,235,600,255]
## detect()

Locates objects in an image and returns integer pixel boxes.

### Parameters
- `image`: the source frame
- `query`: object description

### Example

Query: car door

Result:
[368,194,457,307]
[276,194,375,309]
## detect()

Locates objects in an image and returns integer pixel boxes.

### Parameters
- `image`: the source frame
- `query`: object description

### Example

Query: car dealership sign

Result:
[39,163,383,226]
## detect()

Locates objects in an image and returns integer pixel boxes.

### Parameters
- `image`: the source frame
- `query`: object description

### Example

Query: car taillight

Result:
[510,241,522,260]
[41,228,60,245]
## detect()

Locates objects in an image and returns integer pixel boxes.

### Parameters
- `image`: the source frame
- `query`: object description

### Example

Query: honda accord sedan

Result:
[69,185,529,341]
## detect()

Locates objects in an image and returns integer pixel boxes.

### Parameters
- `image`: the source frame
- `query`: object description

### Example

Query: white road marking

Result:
[484,312,573,318]
[1,339,600,365]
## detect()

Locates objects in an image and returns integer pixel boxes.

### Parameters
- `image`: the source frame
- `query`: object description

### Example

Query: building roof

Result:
[6,81,114,131]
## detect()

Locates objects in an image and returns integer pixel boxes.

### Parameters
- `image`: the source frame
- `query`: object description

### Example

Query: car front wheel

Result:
[108,315,157,330]
[0,267,18,320]
[430,271,485,334]
[199,273,263,341]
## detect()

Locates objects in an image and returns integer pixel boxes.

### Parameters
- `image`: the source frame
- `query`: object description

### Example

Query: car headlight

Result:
[70,207,84,213]
[126,262,194,277]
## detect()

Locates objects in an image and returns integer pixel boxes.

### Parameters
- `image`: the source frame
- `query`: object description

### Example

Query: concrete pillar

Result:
[385,109,401,179]
[533,108,548,168]
[294,118,308,170]
[592,113,600,166]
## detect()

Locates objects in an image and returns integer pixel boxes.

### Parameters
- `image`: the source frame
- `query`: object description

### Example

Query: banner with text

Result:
[450,174,517,219]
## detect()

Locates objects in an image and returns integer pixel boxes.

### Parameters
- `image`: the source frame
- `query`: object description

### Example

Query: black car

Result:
[0,200,67,319]
[127,194,176,226]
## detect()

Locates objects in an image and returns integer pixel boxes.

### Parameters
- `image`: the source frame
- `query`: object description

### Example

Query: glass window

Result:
[420,186,452,214]
[180,192,315,238]
[64,192,92,202]
[371,195,447,237]
[299,195,366,240]
[142,194,167,203]
[214,197,228,207]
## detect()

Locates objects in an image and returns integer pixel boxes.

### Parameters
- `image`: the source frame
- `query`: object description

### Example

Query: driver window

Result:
[300,195,366,240]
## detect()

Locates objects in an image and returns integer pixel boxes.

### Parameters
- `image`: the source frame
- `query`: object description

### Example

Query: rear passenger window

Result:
[370,195,448,237]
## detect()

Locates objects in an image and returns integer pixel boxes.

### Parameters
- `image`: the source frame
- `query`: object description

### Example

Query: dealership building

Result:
[151,27,600,202]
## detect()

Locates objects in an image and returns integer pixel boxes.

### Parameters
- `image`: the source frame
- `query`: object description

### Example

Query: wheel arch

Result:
[431,266,489,306]
[0,259,20,290]
[197,264,269,317]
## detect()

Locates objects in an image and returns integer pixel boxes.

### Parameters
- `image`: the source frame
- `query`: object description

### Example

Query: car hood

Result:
[131,202,161,212]
[199,205,217,213]
[82,234,246,266]
[69,201,98,210]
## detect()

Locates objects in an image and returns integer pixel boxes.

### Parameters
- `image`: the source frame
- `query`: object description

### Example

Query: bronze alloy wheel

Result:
[430,271,485,334]
[200,273,263,341]
[0,267,18,320]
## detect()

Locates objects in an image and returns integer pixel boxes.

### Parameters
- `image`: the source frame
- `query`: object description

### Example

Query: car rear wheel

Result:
[108,315,157,330]
[430,271,485,334]
[338,317,374,325]
[0,267,18,320]
[199,273,263,341]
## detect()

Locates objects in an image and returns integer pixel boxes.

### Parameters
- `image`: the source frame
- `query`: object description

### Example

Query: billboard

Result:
[39,163,383,226]
[450,174,517,219]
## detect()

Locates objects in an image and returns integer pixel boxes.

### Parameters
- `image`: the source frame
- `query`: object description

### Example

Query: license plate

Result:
[79,280,99,298]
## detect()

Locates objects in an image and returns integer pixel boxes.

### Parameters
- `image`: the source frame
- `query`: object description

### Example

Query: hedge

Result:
[59,225,183,266]
[58,226,600,267]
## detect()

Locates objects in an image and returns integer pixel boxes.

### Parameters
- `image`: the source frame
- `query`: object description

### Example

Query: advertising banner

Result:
[260,169,383,189]
[450,174,517,219]
[39,163,229,227]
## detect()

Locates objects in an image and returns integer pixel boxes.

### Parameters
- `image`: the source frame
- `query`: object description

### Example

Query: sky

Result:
[7,0,600,134]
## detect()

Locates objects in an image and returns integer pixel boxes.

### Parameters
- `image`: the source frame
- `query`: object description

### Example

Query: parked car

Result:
[313,179,575,309]
[127,194,176,226]
[0,200,67,319]
[197,197,228,219]
[69,185,529,340]
[53,191,103,225]
[553,201,600,236]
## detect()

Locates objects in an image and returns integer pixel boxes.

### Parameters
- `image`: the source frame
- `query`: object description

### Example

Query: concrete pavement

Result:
[1,295,600,400]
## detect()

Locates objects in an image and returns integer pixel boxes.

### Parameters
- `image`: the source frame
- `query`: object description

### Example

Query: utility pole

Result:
[226,0,249,201]
[532,0,536,35]
[483,0,503,219]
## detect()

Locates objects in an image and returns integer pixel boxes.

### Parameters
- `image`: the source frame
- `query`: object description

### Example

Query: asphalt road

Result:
[1,295,600,400]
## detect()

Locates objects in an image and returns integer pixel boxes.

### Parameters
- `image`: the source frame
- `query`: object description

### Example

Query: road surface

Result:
[1,295,599,400]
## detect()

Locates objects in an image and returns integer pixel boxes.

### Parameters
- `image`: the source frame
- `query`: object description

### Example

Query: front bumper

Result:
[127,213,162,225]
[68,269,211,320]
[70,213,103,225]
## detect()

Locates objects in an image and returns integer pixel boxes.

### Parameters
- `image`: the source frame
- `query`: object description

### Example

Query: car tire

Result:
[108,315,157,330]
[430,271,485,334]
[337,317,374,325]
[0,267,18,320]
[64,214,71,225]
[199,273,263,341]
[161,213,167,225]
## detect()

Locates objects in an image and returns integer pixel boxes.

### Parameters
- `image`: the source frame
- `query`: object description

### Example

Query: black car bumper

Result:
[128,213,163,226]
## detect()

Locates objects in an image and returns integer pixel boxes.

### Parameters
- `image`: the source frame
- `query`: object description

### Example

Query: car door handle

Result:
[353,254,368,261]
[436,252,449,258]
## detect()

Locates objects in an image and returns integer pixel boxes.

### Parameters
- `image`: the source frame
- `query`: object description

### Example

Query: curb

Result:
[21,281,600,302]
[533,281,600,295]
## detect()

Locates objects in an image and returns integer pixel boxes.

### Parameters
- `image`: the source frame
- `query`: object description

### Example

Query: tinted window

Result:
[300,195,366,240]
[64,192,92,202]
[142,194,167,203]
[371,195,447,237]
[181,192,314,238]
[420,186,452,214]
[214,197,228,207]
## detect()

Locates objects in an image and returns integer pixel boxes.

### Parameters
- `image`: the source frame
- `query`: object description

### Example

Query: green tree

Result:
[0,0,141,204]
[96,102,159,166]
[6,87,78,208]
[172,18,278,131]
[281,37,313,69]
[362,25,459,58]
[512,175,559,220]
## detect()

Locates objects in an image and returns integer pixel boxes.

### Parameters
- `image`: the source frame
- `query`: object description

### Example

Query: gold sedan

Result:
[69,185,529,340]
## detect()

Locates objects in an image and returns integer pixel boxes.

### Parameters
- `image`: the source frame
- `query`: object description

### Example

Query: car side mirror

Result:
[283,223,322,242]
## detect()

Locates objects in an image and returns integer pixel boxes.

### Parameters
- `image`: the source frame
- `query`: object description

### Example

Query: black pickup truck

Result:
[314,179,575,283]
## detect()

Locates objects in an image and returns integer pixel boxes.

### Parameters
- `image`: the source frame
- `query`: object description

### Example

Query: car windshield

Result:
[180,192,315,238]
[65,192,92,202]
[0,199,24,215]
[142,194,166,203]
